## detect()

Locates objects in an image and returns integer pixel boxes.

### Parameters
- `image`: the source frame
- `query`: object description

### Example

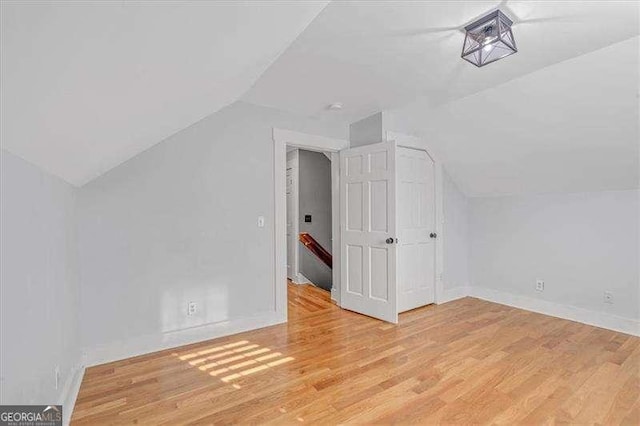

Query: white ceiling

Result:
[388,36,639,196]
[244,1,639,122]
[1,1,329,185]
[244,0,639,196]
[1,1,638,194]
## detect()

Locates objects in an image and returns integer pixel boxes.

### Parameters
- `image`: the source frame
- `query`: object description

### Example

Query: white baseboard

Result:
[439,286,471,304]
[82,311,286,367]
[59,362,85,426]
[468,286,640,337]
[291,273,311,284]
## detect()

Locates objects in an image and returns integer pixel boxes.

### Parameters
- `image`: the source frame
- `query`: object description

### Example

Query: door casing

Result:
[273,128,444,323]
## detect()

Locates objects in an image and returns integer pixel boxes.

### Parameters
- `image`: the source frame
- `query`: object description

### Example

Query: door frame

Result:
[272,128,445,323]
[285,150,302,283]
[273,128,349,319]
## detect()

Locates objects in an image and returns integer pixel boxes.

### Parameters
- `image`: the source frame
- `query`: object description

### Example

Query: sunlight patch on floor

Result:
[176,340,250,361]
[173,340,295,384]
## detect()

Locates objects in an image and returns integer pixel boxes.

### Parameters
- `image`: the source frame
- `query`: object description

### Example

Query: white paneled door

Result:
[397,147,436,312]
[340,141,398,323]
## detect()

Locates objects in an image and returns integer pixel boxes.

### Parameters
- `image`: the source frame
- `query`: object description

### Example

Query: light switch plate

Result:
[187,302,197,316]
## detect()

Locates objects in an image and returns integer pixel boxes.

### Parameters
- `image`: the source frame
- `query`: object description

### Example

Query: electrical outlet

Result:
[187,302,197,316]
[54,366,60,390]
[604,291,613,304]
[535,279,544,292]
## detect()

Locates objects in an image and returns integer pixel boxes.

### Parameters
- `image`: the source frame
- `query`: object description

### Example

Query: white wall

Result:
[349,112,383,147]
[469,190,639,327]
[77,101,347,363]
[442,170,469,294]
[0,150,81,405]
[382,38,640,334]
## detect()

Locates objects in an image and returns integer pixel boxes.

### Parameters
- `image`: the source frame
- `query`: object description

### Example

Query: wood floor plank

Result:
[71,283,640,425]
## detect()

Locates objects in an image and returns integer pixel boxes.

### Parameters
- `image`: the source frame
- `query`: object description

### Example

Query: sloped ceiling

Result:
[244,1,639,122]
[387,36,639,196]
[243,0,638,196]
[2,1,638,194]
[1,1,329,186]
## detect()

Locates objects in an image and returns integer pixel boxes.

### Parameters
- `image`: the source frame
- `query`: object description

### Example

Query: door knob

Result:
[385,237,397,244]
[430,232,437,239]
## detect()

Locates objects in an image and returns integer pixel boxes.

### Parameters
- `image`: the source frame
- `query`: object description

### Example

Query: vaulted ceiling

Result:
[1,1,329,185]
[2,1,638,194]
[243,1,639,121]
[387,36,639,196]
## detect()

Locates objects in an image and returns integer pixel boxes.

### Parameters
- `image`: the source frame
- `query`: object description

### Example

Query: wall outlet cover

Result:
[604,291,613,304]
[535,279,544,292]
[187,302,197,316]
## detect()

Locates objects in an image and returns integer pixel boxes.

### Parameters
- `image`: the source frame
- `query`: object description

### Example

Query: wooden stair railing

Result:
[298,232,332,269]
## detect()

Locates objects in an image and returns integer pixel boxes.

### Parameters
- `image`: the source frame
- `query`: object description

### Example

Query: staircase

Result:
[298,232,332,269]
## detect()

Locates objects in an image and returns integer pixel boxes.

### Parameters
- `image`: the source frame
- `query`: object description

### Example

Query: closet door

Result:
[397,146,436,312]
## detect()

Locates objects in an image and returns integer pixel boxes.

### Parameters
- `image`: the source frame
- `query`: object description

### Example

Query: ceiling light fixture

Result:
[327,102,343,111]
[462,10,517,67]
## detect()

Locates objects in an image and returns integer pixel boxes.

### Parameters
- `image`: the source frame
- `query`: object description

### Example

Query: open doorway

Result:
[287,148,333,290]
[286,147,333,302]
[273,128,348,323]
[274,129,444,324]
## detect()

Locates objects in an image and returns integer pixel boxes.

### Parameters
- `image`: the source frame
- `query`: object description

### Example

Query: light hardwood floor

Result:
[72,283,640,424]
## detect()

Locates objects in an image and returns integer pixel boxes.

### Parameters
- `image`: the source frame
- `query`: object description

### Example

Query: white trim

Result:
[469,287,640,337]
[82,311,284,367]
[274,133,288,317]
[68,312,284,421]
[60,364,84,426]
[273,128,349,152]
[385,131,445,306]
[273,128,349,313]
[434,285,639,336]
[286,149,300,283]
[440,286,471,304]
[330,151,341,304]
[291,272,311,285]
